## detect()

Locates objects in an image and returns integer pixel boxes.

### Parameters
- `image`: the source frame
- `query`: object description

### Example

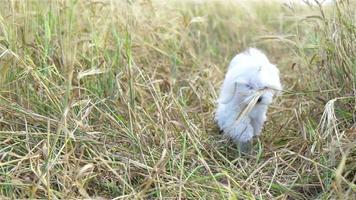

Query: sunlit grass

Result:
[0,0,355,199]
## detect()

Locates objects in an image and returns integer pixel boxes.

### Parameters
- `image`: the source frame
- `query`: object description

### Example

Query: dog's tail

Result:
[228,48,270,71]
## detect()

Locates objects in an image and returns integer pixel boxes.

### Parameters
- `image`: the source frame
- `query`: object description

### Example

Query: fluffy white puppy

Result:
[215,48,282,150]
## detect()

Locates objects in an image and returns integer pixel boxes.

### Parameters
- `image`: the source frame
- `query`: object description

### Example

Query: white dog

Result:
[215,48,282,151]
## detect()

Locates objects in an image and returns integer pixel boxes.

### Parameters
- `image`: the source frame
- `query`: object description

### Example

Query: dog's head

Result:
[218,52,282,106]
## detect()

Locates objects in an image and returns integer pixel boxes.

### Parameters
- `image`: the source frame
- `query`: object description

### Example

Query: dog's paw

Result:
[237,140,252,154]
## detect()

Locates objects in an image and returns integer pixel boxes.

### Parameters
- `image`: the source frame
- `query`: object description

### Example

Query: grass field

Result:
[0,0,355,199]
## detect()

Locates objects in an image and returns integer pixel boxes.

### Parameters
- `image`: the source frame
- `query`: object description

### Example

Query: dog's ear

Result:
[218,78,248,104]
[218,82,237,104]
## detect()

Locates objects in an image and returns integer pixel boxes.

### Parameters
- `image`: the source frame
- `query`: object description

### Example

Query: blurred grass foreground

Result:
[0,0,355,199]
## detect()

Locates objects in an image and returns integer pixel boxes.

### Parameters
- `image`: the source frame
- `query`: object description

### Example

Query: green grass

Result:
[0,0,355,199]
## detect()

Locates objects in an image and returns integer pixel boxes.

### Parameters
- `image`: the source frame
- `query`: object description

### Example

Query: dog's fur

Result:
[215,48,282,149]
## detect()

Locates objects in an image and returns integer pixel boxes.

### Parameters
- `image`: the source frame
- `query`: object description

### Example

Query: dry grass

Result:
[0,0,355,199]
